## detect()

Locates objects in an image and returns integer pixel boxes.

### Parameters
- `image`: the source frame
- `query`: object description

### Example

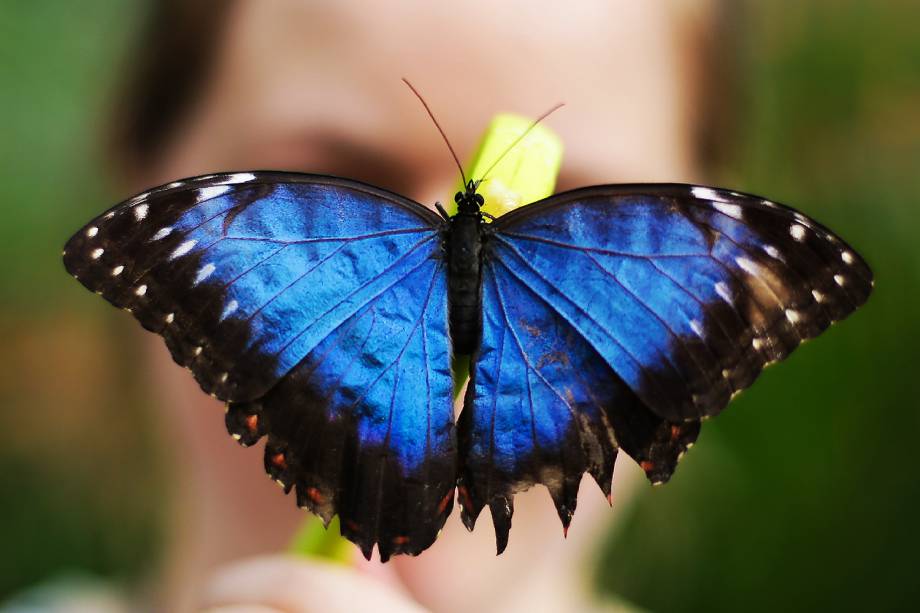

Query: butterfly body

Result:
[63,172,872,561]
[446,180,487,354]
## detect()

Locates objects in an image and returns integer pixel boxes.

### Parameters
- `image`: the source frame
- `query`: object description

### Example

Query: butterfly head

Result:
[454,179,484,214]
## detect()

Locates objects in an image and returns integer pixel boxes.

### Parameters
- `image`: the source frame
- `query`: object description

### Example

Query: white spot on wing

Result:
[104,212,115,220]
[841,251,854,264]
[165,312,175,324]
[111,265,124,276]
[193,346,203,357]
[752,337,764,350]
[135,284,147,296]
[761,199,777,208]
[220,299,239,320]
[90,248,104,259]
[714,202,744,220]
[715,281,733,304]
[220,372,229,383]
[133,204,149,221]
[834,274,846,287]
[790,224,807,241]
[785,309,800,324]
[170,239,197,260]
[221,172,256,184]
[194,263,216,285]
[763,244,782,260]
[691,186,727,202]
[86,226,98,238]
[197,185,231,202]
[812,289,825,303]
[167,181,183,188]
[690,319,704,337]
[735,256,760,276]
[151,226,172,241]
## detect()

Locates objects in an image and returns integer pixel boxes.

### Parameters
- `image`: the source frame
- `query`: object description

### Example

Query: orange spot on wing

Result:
[640,460,655,473]
[344,519,360,532]
[270,452,287,470]
[437,491,454,515]
[670,424,682,441]
[306,486,324,505]
[244,413,259,433]
[457,485,472,508]
[392,535,410,546]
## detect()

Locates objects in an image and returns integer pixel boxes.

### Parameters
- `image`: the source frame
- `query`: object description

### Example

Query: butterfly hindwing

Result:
[63,172,456,560]
[458,254,700,552]
[226,256,455,560]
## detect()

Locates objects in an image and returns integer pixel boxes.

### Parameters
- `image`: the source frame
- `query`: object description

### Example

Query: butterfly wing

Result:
[63,172,455,560]
[460,184,871,549]
[458,258,701,552]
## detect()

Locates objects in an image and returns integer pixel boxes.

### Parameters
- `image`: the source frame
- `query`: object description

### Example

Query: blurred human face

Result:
[149,1,703,194]
[142,1,709,611]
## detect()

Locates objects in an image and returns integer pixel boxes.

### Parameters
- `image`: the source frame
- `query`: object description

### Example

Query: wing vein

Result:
[220,226,433,245]
[578,248,718,398]
[490,264,583,421]
[498,230,708,259]
[266,236,437,370]
[491,238,685,413]
[344,262,442,412]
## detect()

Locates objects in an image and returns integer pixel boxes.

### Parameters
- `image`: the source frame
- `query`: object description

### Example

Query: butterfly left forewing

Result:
[64,172,444,401]
[64,172,457,560]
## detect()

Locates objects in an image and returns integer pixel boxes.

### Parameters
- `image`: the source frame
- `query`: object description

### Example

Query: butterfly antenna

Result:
[478,102,565,184]
[402,78,467,186]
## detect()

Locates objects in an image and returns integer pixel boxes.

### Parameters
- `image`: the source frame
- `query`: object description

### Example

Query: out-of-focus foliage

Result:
[0,1,164,600]
[597,2,920,611]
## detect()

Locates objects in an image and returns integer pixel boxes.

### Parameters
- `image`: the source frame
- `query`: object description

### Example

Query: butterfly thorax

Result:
[446,181,485,354]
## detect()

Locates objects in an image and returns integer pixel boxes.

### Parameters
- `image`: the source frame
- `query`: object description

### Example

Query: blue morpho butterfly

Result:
[63,90,872,562]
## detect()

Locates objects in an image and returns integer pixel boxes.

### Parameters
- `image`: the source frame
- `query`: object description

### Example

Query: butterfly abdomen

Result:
[447,211,483,354]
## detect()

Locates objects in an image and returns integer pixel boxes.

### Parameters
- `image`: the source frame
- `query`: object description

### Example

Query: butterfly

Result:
[62,172,872,561]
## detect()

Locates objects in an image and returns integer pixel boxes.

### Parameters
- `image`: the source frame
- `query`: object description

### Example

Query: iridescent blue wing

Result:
[460,184,871,550]
[457,263,701,552]
[63,172,455,560]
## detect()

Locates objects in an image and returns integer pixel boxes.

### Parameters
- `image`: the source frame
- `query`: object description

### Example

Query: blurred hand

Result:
[201,556,427,613]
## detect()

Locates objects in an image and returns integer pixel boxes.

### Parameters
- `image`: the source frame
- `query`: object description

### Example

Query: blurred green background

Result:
[0,1,917,611]
[598,3,920,612]
[0,0,164,603]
